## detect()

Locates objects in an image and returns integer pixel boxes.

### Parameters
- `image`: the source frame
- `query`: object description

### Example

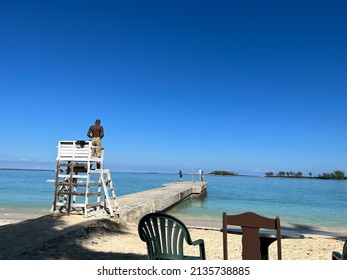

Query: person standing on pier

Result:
[199,168,205,182]
[179,170,183,182]
[87,119,104,168]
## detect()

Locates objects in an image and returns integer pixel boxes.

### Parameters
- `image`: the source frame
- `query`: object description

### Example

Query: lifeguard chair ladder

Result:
[53,140,118,218]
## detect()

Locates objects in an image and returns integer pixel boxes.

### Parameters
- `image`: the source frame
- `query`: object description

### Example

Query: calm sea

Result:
[0,170,346,234]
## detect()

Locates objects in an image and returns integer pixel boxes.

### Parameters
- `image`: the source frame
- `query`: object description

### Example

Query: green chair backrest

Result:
[342,240,347,259]
[138,212,205,260]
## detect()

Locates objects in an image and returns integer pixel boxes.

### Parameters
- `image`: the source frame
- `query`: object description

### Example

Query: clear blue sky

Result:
[1,0,346,175]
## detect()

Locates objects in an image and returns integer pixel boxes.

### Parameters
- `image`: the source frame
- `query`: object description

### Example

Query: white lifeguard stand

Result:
[52,140,118,218]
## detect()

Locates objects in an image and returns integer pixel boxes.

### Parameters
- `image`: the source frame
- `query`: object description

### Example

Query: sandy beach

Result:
[0,213,345,260]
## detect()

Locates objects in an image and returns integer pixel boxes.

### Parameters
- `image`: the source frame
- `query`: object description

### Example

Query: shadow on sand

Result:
[281,224,347,240]
[0,214,146,260]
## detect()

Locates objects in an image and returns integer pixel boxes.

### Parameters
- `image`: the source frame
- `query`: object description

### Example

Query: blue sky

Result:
[0,0,346,175]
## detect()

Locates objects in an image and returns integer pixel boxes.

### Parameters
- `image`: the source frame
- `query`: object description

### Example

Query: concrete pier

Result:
[117,181,207,222]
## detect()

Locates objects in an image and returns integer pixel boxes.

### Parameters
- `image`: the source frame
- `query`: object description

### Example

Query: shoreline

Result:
[3,207,347,237]
[1,211,347,239]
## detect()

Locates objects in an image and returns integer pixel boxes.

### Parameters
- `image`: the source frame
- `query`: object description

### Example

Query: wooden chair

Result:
[138,212,206,260]
[332,240,347,260]
[222,211,282,260]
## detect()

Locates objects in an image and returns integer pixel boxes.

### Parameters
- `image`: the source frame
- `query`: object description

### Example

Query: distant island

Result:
[265,170,346,180]
[209,170,346,180]
[209,170,239,176]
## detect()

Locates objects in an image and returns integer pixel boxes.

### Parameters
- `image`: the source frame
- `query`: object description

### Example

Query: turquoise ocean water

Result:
[0,170,346,234]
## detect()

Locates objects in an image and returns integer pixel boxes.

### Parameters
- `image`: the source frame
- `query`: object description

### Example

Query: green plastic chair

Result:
[332,240,347,260]
[138,212,206,260]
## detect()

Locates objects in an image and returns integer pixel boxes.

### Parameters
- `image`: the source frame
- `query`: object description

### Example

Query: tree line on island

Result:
[209,170,346,180]
[209,171,239,176]
[265,170,346,180]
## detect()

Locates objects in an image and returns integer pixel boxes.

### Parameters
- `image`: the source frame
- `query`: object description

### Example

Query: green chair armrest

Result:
[191,239,206,260]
